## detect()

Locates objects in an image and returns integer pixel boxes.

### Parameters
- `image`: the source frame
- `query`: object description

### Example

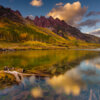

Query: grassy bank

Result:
[0,41,100,51]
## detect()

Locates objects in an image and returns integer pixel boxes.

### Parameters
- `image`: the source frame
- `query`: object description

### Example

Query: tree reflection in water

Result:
[0,50,100,100]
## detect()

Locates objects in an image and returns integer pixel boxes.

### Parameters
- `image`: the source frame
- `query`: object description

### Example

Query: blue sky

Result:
[0,0,100,33]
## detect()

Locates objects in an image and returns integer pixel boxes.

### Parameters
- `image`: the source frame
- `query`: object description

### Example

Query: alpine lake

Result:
[0,49,100,100]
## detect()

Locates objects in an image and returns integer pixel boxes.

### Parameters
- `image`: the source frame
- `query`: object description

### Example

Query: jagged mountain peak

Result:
[33,16,100,43]
[33,16,69,28]
[0,5,24,23]
[0,5,100,44]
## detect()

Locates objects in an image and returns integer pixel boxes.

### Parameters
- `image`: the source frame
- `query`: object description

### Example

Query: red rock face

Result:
[0,5,24,23]
[33,16,82,38]
[33,16,100,43]
[33,16,68,28]
[33,16,81,34]
[14,10,22,16]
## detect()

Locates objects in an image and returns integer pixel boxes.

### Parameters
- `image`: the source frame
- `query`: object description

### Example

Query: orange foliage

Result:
[20,33,28,40]
[0,23,5,27]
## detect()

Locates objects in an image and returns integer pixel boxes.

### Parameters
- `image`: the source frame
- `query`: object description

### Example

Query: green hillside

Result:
[0,18,100,50]
[0,18,69,49]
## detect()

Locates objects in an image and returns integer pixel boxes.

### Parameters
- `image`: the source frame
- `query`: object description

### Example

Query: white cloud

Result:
[56,2,63,6]
[78,19,100,28]
[46,68,86,96]
[27,15,34,20]
[47,1,87,26]
[86,11,100,17]
[30,0,43,7]
[87,28,100,37]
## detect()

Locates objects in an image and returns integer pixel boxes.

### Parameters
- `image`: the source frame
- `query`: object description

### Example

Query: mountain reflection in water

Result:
[0,50,100,100]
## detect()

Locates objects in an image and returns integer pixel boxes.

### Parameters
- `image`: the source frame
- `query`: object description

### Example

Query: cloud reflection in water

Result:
[46,69,86,96]
[46,57,100,96]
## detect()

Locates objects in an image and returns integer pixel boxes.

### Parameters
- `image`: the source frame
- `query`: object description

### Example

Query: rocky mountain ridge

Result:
[0,5,100,44]
[33,16,100,43]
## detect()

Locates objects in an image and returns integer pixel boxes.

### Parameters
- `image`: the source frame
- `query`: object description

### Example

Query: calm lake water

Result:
[0,50,100,100]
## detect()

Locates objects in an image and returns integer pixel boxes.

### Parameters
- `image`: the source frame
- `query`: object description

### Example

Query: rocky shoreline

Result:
[0,48,16,51]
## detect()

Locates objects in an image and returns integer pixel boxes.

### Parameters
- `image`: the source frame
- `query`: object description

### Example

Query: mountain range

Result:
[0,5,100,50]
[32,16,100,43]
